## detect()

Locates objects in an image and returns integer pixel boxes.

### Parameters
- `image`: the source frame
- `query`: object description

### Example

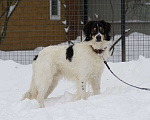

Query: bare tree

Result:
[0,0,21,44]
[109,0,149,55]
[60,0,77,45]
[126,0,150,20]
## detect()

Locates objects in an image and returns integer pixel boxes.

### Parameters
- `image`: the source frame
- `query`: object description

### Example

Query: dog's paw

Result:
[73,94,81,101]
[39,102,45,108]
[82,95,87,100]
[73,94,87,101]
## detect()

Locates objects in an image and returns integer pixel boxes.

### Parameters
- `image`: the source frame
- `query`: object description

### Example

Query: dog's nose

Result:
[96,35,101,42]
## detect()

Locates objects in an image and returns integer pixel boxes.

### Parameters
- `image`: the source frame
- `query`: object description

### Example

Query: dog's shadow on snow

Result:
[19,92,93,109]
[44,92,93,107]
[45,92,75,107]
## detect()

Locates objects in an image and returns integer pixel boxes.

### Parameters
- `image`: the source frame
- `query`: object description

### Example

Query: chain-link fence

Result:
[0,0,150,64]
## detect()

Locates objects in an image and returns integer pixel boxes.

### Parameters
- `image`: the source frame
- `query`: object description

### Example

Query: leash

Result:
[102,56,150,91]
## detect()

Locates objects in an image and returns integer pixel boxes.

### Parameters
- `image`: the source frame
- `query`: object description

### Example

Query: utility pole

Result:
[121,0,126,62]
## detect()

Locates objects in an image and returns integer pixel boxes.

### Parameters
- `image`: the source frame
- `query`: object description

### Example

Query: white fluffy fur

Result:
[22,38,109,107]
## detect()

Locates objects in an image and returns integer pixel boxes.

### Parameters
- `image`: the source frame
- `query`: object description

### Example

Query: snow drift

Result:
[0,56,150,120]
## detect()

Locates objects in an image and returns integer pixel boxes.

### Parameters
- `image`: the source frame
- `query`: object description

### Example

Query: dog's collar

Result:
[90,45,107,55]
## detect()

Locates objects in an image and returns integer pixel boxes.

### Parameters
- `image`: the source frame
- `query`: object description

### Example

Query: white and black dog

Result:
[22,20,111,107]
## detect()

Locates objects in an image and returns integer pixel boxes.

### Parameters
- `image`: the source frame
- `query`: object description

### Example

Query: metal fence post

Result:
[84,0,88,25]
[121,0,126,62]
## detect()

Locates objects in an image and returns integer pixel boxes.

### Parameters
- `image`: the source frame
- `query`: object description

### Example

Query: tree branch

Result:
[60,0,76,45]
[0,0,21,44]
[109,29,131,56]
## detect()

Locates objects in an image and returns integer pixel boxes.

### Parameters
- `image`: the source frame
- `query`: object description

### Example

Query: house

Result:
[0,0,85,51]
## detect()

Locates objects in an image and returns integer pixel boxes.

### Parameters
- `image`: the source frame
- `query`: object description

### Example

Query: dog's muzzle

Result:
[95,32,103,42]
[96,35,101,42]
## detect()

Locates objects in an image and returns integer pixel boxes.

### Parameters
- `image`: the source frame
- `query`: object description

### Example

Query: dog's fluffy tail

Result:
[21,88,38,101]
[21,91,33,100]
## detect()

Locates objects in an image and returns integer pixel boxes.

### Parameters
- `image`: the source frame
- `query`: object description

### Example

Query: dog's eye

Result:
[99,27,104,34]
[91,28,96,34]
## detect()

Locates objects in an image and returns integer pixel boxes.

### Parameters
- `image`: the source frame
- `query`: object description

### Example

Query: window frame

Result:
[50,0,61,20]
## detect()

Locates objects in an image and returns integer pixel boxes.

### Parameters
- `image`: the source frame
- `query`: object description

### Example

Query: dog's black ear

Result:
[85,36,92,41]
[101,20,111,34]
[83,21,95,38]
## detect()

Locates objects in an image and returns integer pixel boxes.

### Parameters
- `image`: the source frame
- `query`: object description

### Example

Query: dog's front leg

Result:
[91,77,101,95]
[78,79,87,100]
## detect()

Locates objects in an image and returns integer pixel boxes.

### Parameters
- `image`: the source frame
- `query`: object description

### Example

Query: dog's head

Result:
[83,20,111,42]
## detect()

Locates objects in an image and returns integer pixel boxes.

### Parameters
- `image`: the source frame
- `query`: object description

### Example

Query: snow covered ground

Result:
[0,55,150,120]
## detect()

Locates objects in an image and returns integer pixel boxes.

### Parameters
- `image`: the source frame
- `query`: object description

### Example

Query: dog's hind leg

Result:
[36,83,51,108]
[36,88,46,108]
[36,76,53,108]
[44,76,59,99]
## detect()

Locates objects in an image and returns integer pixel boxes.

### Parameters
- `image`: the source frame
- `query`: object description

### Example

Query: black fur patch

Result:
[33,55,38,61]
[66,45,74,62]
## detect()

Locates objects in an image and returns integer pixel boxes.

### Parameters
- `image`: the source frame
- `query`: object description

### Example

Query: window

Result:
[50,0,61,20]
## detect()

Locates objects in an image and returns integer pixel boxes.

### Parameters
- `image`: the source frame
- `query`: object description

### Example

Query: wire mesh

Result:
[0,0,150,64]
